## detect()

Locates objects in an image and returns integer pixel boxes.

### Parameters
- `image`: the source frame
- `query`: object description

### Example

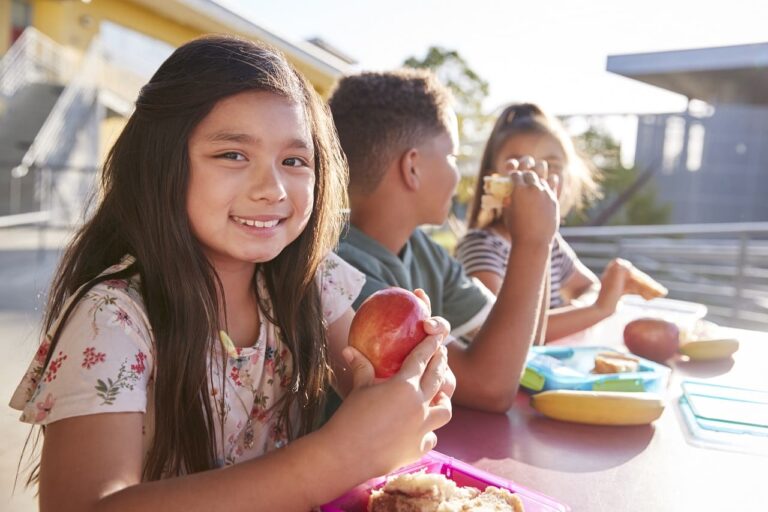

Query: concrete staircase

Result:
[0,82,63,215]
[0,28,148,227]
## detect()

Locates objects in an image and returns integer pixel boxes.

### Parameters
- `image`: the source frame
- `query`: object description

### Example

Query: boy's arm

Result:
[534,270,551,346]
[464,268,548,347]
[448,239,550,412]
[448,171,558,413]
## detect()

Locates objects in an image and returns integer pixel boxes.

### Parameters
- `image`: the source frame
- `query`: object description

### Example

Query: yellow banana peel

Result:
[531,390,665,426]
[679,338,739,360]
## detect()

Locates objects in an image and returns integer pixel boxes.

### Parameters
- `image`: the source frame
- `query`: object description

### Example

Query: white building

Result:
[607,42,768,223]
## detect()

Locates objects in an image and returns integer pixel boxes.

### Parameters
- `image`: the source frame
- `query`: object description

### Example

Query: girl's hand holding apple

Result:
[322,288,454,478]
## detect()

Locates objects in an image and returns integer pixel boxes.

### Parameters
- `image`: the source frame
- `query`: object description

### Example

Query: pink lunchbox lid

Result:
[320,450,569,511]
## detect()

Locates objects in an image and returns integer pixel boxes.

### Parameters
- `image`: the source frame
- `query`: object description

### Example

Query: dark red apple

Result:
[623,318,680,363]
[349,288,430,378]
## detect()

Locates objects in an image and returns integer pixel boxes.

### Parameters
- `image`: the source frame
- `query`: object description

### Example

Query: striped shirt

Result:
[455,230,578,309]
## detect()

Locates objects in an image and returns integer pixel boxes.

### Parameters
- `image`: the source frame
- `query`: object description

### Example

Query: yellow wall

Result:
[31,0,199,53]
[0,0,10,54]
[99,114,127,162]
[27,0,336,96]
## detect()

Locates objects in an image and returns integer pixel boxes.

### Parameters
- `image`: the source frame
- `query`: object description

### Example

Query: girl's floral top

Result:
[10,252,364,468]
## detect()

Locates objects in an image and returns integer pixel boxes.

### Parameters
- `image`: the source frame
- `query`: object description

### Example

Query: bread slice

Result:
[625,266,667,300]
[368,470,524,512]
[593,351,640,374]
[483,173,514,199]
[478,174,514,226]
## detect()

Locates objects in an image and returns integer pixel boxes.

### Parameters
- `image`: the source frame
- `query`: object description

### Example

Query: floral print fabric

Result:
[9,252,364,468]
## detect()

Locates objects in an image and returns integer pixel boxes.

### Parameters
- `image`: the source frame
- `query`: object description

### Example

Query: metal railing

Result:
[561,222,768,332]
[0,27,74,99]
[4,32,146,227]
[4,35,102,227]
[19,36,102,171]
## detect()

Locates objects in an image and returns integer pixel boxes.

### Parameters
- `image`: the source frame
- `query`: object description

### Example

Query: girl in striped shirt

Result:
[458,103,644,342]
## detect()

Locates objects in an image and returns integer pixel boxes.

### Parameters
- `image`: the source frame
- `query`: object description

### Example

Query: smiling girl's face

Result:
[186,91,315,271]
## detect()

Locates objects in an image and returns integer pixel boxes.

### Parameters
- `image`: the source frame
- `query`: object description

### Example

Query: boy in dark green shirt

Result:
[330,70,559,412]
[339,226,493,338]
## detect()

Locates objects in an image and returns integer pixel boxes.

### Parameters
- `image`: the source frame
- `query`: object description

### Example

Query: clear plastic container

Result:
[320,450,569,511]
[678,380,768,455]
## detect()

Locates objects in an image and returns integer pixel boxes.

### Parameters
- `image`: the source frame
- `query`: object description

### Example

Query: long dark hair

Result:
[467,102,600,228]
[27,35,347,481]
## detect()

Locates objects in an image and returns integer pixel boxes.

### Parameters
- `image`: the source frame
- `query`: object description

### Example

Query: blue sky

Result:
[225,0,767,116]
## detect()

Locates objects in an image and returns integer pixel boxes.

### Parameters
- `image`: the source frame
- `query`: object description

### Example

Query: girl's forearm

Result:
[544,304,611,342]
[94,429,359,512]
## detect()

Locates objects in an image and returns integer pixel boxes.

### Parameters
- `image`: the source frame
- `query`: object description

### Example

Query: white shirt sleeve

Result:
[10,282,154,425]
[317,251,366,326]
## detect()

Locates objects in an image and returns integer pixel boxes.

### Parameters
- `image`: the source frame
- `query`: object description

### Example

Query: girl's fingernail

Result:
[426,318,438,329]
[342,347,354,365]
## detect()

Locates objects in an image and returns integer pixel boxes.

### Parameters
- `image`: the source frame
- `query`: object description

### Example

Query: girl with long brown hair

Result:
[10,35,453,510]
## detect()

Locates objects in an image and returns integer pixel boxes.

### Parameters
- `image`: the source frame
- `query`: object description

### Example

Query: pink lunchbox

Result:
[320,450,569,511]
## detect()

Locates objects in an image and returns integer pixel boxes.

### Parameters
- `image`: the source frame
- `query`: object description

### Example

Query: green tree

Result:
[568,127,671,226]
[403,46,491,148]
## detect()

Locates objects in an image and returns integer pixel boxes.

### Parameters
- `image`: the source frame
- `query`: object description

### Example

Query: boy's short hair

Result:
[329,69,454,195]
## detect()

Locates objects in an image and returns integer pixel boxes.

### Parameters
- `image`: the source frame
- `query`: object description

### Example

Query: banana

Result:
[679,320,739,360]
[531,390,665,426]
[679,338,739,360]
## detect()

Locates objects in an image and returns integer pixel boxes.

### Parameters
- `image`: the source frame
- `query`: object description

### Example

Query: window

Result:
[686,124,705,172]
[662,116,685,174]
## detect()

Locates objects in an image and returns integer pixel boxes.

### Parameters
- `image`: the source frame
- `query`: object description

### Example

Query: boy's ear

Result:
[398,148,420,191]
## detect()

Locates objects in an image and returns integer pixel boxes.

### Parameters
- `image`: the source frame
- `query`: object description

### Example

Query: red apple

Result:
[623,318,680,363]
[349,288,430,378]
